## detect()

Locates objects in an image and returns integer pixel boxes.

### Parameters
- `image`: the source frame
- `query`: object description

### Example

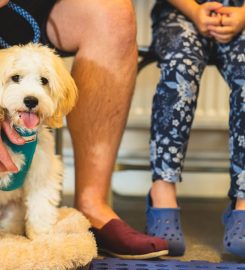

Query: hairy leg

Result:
[47,0,137,228]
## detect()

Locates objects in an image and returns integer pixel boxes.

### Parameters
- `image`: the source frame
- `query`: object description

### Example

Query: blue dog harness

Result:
[0,1,40,48]
[0,127,38,191]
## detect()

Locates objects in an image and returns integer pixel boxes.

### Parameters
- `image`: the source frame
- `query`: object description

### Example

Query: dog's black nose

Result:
[24,96,39,109]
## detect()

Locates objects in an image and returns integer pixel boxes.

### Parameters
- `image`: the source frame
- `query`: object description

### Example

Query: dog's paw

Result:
[25,218,57,240]
[25,223,50,240]
[25,226,39,240]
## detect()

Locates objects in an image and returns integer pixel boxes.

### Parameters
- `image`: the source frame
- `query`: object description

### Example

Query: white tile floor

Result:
[61,130,244,263]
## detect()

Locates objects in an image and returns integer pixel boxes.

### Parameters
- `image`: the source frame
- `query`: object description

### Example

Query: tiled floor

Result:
[111,195,229,263]
[61,129,245,264]
[62,193,245,264]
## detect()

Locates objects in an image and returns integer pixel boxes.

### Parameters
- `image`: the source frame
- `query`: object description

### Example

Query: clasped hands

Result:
[193,1,245,43]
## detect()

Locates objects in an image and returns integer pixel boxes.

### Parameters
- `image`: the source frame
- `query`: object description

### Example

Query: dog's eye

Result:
[41,77,49,85]
[11,75,20,83]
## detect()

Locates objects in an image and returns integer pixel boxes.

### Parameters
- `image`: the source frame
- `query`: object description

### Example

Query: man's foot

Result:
[92,219,168,259]
[77,200,169,259]
[77,200,120,229]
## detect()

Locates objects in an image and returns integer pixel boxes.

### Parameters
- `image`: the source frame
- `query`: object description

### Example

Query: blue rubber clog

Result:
[223,204,245,258]
[145,193,185,256]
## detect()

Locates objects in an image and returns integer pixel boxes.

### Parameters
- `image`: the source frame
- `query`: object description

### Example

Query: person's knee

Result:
[107,1,136,46]
[48,0,137,55]
[88,0,137,54]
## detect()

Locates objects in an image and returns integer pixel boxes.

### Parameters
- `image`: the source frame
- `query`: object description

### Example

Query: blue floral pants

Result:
[150,0,245,200]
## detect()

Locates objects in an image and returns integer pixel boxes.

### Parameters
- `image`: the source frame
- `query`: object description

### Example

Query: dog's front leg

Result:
[25,188,60,240]
[24,143,63,240]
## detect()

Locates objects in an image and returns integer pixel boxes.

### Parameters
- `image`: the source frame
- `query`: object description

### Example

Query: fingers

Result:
[205,16,222,26]
[0,137,18,172]
[217,6,233,16]
[208,24,234,43]
[209,31,232,43]
[206,7,237,43]
[220,16,233,27]
[2,121,25,145]
[204,2,223,12]
[208,25,233,35]
[201,3,223,26]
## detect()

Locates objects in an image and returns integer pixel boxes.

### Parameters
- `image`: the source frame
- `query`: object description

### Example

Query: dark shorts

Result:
[0,0,74,56]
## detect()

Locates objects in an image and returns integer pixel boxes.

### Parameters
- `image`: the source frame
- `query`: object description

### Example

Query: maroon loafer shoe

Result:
[91,219,168,259]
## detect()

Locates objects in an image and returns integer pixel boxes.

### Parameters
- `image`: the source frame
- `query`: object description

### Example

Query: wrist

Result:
[167,0,200,22]
[189,2,200,22]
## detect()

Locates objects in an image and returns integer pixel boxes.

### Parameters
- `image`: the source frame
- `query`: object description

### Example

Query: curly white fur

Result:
[0,44,77,239]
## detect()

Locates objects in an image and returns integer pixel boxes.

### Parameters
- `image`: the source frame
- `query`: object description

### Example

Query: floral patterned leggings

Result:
[150,1,245,200]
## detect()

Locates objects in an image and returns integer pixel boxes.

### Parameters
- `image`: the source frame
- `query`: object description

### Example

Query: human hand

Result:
[0,121,25,172]
[0,0,9,8]
[192,2,223,37]
[208,6,245,43]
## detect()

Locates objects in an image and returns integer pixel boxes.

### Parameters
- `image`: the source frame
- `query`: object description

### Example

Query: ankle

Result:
[235,198,245,210]
[75,196,119,228]
[151,180,178,208]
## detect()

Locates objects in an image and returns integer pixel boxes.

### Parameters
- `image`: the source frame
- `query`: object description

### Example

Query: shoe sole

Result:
[98,248,168,259]
[158,253,182,259]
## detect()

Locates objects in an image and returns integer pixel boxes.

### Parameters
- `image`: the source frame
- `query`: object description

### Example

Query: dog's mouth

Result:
[17,111,40,129]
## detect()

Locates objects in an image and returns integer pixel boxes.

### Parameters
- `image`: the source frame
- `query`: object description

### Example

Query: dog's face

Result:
[0,44,77,130]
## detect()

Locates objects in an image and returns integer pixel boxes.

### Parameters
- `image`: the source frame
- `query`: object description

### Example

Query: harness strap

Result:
[0,1,40,48]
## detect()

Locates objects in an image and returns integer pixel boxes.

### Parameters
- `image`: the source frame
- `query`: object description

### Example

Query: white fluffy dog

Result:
[0,43,77,239]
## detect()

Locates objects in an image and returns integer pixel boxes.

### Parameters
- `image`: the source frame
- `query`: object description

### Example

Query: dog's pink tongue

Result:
[19,112,39,129]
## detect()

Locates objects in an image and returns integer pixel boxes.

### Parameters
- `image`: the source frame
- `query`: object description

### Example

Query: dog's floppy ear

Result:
[45,54,78,128]
[0,48,13,121]
[0,108,5,122]
[0,48,15,91]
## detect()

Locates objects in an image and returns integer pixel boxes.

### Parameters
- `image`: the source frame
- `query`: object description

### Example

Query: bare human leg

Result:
[46,1,171,259]
[151,180,178,208]
[46,0,137,228]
